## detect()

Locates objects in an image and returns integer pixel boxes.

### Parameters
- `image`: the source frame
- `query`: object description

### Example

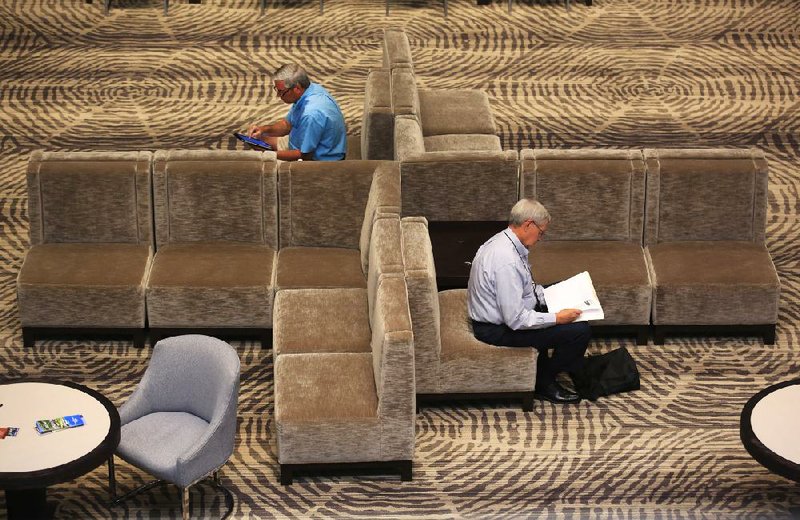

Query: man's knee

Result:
[566,321,591,345]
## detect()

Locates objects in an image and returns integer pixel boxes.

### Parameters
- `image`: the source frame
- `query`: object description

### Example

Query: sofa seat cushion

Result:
[418,89,497,136]
[118,411,208,487]
[437,289,536,394]
[276,247,366,290]
[530,241,652,326]
[273,288,370,356]
[275,353,381,464]
[146,242,275,327]
[17,243,151,327]
[424,134,502,153]
[648,241,780,325]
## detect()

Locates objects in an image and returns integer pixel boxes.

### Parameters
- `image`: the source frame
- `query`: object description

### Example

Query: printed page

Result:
[542,271,604,322]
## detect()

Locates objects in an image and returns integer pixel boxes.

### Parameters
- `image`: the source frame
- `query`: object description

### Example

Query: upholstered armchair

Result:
[401,217,537,411]
[643,148,780,344]
[145,150,277,346]
[275,160,400,290]
[520,148,652,344]
[273,273,415,483]
[17,150,153,347]
[110,334,240,520]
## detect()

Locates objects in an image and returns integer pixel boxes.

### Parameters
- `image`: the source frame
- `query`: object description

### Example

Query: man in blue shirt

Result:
[247,64,347,161]
[468,198,590,404]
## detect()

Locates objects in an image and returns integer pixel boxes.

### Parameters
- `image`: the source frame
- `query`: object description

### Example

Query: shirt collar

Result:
[503,228,528,257]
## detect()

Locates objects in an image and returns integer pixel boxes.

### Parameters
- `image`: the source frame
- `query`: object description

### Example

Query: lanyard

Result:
[503,230,541,309]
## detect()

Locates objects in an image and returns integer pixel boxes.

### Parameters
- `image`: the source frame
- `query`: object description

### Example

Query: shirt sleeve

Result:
[297,114,325,155]
[495,264,557,330]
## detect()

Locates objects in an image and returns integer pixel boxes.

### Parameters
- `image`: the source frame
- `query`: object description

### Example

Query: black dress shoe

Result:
[534,382,581,404]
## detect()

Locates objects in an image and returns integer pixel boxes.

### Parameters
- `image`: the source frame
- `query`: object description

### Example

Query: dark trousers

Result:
[472,320,591,388]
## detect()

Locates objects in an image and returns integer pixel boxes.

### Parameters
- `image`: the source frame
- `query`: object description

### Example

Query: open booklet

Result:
[542,271,604,322]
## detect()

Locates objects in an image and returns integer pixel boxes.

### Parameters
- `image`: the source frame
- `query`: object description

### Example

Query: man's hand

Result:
[556,309,582,324]
[247,125,265,139]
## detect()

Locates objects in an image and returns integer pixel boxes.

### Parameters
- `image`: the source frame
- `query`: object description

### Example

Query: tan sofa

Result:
[401,217,537,411]
[273,272,415,484]
[17,151,153,347]
[275,160,400,290]
[520,149,652,344]
[145,150,278,346]
[643,148,780,344]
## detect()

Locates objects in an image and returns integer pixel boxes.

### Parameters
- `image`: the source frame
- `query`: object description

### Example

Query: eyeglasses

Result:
[529,220,546,239]
[273,84,293,97]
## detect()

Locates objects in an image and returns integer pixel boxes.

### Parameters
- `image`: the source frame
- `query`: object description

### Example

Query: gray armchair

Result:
[109,335,240,520]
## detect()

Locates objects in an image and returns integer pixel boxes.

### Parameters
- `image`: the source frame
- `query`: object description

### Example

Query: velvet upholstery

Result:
[360,69,393,160]
[391,69,420,118]
[397,119,518,220]
[401,217,537,395]
[274,272,415,466]
[18,151,154,330]
[520,148,651,326]
[382,27,414,70]
[643,148,779,327]
[276,160,400,290]
[273,215,404,356]
[147,150,278,329]
[417,89,497,136]
[423,134,502,153]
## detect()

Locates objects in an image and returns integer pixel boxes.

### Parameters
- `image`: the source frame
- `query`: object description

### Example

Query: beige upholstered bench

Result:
[401,216,537,411]
[520,148,652,344]
[273,273,415,484]
[145,150,278,347]
[275,160,400,290]
[18,151,153,347]
[643,148,780,344]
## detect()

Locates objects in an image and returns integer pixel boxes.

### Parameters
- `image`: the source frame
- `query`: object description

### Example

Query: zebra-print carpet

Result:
[1,0,799,517]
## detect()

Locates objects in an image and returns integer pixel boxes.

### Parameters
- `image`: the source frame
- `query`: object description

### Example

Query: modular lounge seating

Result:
[520,149,652,344]
[146,150,277,347]
[275,160,400,291]
[643,148,780,344]
[273,215,404,358]
[17,151,153,348]
[273,272,415,484]
[401,217,537,411]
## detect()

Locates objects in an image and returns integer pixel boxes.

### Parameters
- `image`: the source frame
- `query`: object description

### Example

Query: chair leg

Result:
[399,460,412,481]
[164,0,169,15]
[280,465,293,485]
[319,0,323,14]
[22,328,35,347]
[210,471,235,519]
[443,0,447,16]
[507,0,512,15]
[763,325,776,345]
[105,0,111,14]
[182,487,190,520]
[108,457,117,501]
[522,392,534,412]
[637,326,650,346]
[385,0,389,15]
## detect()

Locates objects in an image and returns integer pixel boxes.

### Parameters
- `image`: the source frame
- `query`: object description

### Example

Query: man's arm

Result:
[248,118,291,139]
[495,264,557,330]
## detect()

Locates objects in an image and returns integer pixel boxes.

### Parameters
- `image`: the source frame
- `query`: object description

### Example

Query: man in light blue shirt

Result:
[247,64,347,161]
[468,198,590,404]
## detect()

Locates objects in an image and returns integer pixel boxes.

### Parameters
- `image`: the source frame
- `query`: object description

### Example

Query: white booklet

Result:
[542,271,604,322]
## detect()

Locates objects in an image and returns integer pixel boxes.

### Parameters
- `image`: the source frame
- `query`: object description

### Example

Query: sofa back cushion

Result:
[153,150,277,249]
[401,216,441,393]
[278,160,383,250]
[370,272,415,459]
[400,149,519,221]
[27,150,153,245]
[382,28,414,70]
[520,149,646,242]
[644,148,768,245]
[359,162,401,273]
[361,69,394,160]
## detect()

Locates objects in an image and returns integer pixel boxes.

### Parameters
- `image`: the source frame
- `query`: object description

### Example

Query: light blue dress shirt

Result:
[467,229,557,330]
[285,83,347,161]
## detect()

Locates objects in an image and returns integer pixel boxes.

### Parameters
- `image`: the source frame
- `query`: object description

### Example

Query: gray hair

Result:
[508,198,551,227]
[273,64,311,89]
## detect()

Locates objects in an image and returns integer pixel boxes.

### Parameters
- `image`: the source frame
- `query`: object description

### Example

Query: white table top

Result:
[751,383,800,465]
[0,382,112,474]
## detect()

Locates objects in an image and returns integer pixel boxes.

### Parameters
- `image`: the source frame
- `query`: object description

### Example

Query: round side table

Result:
[0,381,121,520]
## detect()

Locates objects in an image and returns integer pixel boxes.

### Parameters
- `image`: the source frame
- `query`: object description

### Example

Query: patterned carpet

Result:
[1,0,799,517]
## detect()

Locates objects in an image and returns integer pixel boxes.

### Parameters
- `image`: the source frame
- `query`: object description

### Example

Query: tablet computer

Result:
[233,132,274,151]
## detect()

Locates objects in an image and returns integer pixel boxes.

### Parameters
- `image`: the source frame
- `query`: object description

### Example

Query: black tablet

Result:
[233,132,274,151]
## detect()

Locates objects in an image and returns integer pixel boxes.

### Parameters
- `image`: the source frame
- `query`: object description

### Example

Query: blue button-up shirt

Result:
[467,229,557,330]
[285,83,347,161]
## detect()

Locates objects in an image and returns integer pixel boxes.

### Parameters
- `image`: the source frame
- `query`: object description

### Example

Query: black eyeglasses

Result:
[530,220,546,238]
[273,84,293,97]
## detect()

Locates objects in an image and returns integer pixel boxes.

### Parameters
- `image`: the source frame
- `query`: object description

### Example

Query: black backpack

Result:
[571,347,640,401]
